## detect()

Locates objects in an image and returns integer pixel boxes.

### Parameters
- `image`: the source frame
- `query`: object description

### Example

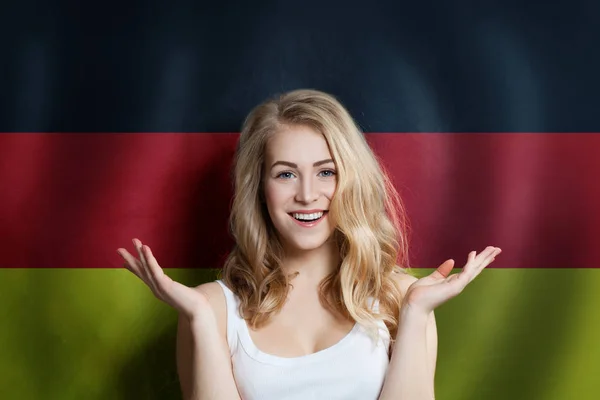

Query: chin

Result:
[284,234,334,252]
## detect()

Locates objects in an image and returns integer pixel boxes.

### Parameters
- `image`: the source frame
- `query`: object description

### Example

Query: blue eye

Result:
[277,171,295,179]
[319,170,336,177]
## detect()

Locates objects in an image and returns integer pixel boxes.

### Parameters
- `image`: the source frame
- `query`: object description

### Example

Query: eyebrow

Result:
[270,159,334,170]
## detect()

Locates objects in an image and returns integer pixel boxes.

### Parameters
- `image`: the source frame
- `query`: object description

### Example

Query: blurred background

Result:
[1,1,599,399]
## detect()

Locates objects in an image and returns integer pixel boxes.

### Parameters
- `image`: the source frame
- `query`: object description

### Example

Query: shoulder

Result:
[191,281,228,342]
[388,268,439,370]
[390,267,418,297]
[175,281,231,397]
[195,280,228,305]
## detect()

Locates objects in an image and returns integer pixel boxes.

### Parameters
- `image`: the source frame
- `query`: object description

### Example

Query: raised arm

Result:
[379,246,502,400]
[118,238,241,400]
[177,283,241,400]
[379,300,437,400]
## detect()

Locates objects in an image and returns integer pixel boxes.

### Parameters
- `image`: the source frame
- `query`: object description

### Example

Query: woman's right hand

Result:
[117,238,211,322]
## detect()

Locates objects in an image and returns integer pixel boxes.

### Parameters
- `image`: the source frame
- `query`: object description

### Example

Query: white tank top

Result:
[216,280,391,400]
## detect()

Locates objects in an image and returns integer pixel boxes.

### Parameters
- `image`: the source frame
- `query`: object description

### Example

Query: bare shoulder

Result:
[195,281,227,306]
[390,267,418,296]
[191,281,228,341]
[176,281,230,398]
[389,268,438,371]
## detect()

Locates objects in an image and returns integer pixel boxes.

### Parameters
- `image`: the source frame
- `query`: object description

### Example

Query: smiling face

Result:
[263,124,338,252]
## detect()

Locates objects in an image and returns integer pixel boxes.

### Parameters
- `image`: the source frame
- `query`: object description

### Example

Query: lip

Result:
[288,210,328,228]
[288,209,327,213]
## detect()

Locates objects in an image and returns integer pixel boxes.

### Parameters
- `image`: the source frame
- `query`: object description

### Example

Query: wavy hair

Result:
[220,89,412,342]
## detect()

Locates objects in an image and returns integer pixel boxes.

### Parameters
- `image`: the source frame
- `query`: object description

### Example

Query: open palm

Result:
[404,246,502,314]
[117,238,210,321]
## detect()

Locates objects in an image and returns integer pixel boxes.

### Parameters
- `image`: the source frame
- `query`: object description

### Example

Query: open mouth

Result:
[289,211,328,224]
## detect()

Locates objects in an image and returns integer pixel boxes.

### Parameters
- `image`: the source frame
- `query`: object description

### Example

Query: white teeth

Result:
[292,211,324,221]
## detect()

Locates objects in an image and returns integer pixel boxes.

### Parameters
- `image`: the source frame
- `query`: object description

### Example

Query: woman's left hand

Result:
[403,246,502,315]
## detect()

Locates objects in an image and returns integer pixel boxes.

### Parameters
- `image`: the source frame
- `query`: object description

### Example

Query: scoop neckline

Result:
[238,318,362,366]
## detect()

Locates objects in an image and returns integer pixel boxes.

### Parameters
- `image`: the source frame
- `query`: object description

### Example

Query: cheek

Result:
[264,181,290,211]
[324,180,337,200]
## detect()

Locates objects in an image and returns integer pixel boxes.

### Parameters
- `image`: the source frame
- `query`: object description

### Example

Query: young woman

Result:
[117,89,501,400]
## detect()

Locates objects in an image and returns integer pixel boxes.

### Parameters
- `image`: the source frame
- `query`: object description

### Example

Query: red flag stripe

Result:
[0,133,598,269]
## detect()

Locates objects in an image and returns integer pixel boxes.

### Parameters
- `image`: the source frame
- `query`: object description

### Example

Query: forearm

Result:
[379,307,435,400]
[188,317,241,400]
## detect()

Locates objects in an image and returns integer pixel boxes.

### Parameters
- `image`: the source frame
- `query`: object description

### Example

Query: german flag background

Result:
[1,1,599,399]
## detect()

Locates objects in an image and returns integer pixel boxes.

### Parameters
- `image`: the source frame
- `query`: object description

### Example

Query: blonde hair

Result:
[220,89,412,342]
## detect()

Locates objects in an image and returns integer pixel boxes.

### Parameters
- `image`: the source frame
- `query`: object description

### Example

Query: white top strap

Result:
[216,280,241,354]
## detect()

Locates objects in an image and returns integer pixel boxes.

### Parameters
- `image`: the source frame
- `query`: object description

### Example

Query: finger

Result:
[464,250,477,269]
[118,248,138,273]
[481,247,500,265]
[437,259,455,278]
[468,250,477,262]
[423,259,455,281]
[465,246,494,272]
[143,245,166,287]
[118,249,145,281]
[474,247,501,273]
[137,241,163,295]
[475,246,497,263]
[460,251,477,277]
[464,247,500,283]
[456,250,481,284]
[133,238,148,266]
[133,238,153,283]
[137,245,163,300]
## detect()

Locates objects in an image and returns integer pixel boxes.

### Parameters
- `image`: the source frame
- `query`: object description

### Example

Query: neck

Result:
[281,239,340,287]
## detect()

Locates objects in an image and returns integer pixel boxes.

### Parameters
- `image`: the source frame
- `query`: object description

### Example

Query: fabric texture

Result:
[215,280,391,400]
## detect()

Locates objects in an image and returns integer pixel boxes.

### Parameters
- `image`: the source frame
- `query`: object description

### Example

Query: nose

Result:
[295,176,319,204]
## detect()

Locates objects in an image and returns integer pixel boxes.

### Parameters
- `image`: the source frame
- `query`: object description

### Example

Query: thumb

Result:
[437,259,455,277]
